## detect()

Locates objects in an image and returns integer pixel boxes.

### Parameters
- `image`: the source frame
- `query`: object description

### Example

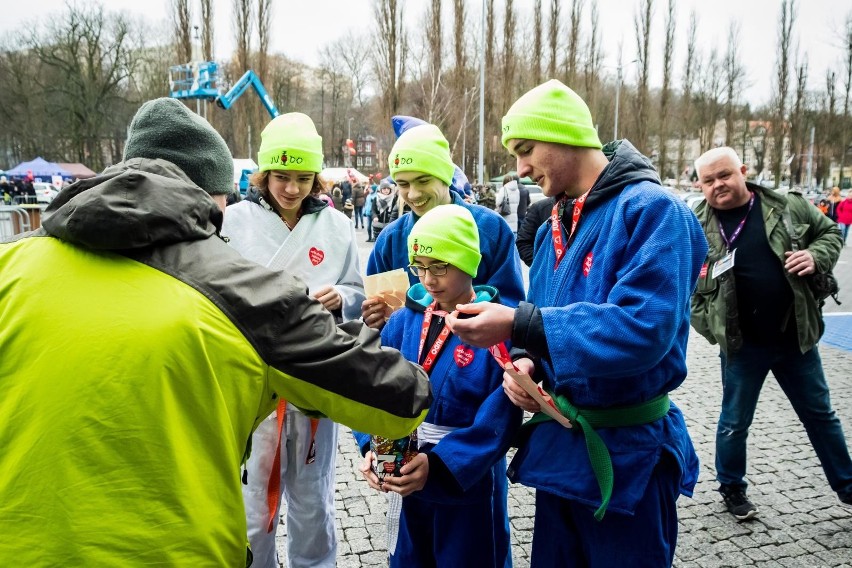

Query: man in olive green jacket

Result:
[690,147,851,521]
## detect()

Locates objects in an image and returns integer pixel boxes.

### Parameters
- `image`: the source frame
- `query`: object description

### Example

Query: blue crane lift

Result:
[168,61,280,118]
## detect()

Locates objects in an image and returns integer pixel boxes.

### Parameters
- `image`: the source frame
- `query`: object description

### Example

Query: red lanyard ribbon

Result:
[417,302,452,373]
[551,187,592,270]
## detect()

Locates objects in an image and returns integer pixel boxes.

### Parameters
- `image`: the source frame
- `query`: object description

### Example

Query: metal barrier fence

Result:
[0,206,32,239]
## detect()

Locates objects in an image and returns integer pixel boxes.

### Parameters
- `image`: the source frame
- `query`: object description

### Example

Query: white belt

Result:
[416,422,459,449]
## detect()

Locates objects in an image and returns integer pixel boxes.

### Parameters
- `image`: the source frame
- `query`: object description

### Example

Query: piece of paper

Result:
[363,268,410,316]
[500,362,573,429]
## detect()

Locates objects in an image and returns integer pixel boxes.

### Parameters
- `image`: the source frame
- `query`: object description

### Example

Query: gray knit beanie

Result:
[124,98,233,195]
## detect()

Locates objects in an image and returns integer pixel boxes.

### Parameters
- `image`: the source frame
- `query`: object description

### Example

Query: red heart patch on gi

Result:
[309,247,324,266]
[454,344,474,367]
[582,252,593,277]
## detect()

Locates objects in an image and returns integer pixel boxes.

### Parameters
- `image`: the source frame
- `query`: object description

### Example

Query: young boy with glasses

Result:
[354,204,522,568]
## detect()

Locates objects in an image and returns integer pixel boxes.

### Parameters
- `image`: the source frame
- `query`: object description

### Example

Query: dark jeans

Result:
[716,341,852,493]
[365,215,373,239]
[354,206,364,228]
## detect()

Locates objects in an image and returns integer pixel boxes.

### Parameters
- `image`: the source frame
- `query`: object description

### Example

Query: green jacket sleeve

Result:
[787,193,843,274]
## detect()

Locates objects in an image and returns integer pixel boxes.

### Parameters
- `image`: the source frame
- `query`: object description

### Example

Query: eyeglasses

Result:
[408,263,449,277]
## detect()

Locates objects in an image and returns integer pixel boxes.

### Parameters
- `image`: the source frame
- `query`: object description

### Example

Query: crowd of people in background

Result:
[0,175,36,204]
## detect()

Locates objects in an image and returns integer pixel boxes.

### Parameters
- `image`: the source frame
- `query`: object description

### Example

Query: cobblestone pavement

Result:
[273,226,852,567]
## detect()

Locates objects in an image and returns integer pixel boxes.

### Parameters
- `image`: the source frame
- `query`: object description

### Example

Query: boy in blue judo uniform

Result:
[354,204,523,568]
[361,123,524,329]
[448,80,710,566]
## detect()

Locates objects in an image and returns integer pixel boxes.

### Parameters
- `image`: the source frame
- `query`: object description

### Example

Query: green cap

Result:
[388,124,455,186]
[124,98,233,195]
[258,113,324,173]
[408,204,481,277]
[501,79,602,150]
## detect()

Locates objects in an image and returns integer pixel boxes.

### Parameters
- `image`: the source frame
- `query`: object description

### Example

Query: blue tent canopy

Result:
[6,157,72,178]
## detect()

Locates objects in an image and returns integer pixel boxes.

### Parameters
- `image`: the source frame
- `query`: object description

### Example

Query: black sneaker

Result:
[719,485,758,521]
[839,490,852,507]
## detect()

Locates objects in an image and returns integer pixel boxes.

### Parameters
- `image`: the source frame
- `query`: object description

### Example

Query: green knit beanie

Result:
[389,124,455,186]
[408,204,481,277]
[258,113,324,173]
[124,98,233,195]
[501,79,602,150]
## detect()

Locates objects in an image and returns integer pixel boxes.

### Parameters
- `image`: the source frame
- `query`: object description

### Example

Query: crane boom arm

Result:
[215,70,280,118]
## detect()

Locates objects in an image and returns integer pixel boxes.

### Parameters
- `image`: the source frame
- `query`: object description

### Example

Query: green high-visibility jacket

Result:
[0,159,431,566]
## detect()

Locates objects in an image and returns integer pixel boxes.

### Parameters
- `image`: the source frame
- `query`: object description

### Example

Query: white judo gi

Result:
[223,195,365,567]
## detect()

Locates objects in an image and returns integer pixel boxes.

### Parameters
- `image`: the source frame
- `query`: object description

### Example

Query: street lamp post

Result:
[478,0,486,184]
[347,117,354,141]
[614,62,622,142]
[613,59,637,142]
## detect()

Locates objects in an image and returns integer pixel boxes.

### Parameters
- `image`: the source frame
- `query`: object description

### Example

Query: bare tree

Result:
[502,0,517,106]
[723,22,745,147]
[771,0,796,188]
[319,45,355,165]
[484,0,497,176]
[372,0,408,133]
[582,3,603,122]
[171,0,192,63]
[676,11,698,182]
[409,1,446,123]
[694,49,725,152]
[817,71,837,186]
[0,42,45,163]
[453,0,467,79]
[233,0,252,71]
[548,0,560,78]
[485,0,495,81]
[451,0,472,169]
[565,0,584,86]
[336,32,373,110]
[658,0,675,179]
[532,0,543,85]
[27,5,141,170]
[257,0,272,80]
[267,53,311,119]
[789,55,809,184]
[200,0,214,61]
[225,0,254,157]
[838,12,852,185]
[632,0,654,155]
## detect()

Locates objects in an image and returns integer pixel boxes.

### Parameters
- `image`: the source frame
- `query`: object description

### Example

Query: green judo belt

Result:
[523,392,672,521]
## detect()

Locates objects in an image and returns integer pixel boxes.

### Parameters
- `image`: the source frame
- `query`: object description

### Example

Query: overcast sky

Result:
[3,0,847,107]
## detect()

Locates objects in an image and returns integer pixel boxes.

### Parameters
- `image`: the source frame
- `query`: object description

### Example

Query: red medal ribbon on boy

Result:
[551,187,592,270]
[417,302,452,374]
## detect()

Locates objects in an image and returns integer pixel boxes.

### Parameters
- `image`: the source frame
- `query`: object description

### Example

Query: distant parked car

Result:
[525,183,545,204]
[679,191,705,211]
[34,182,60,204]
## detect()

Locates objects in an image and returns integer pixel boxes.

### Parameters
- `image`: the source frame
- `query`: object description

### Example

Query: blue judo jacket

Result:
[509,140,709,515]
